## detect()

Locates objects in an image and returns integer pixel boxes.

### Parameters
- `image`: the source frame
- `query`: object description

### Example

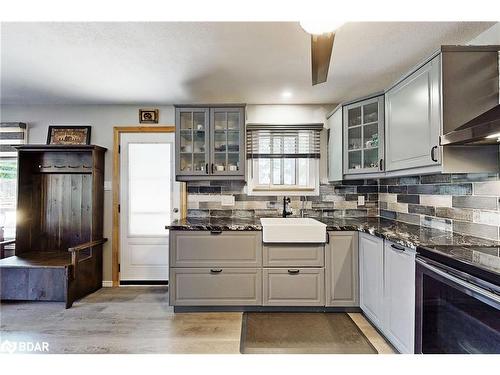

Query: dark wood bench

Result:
[0,144,107,308]
[0,239,107,308]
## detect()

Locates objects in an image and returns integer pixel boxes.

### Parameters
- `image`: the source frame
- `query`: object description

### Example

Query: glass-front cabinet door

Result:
[210,107,244,176]
[176,108,210,177]
[343,96,384,174]
[175,106,245,180]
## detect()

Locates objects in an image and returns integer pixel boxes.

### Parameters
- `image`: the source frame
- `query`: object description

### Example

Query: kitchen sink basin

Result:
[260,218,327,243]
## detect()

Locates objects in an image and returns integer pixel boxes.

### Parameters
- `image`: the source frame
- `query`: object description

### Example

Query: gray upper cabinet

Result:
[327,106,343,182]
[385,55,441,172]
[175,105,245,181]
[343,95,384,175]
[176,107,210,178]
[385,47,500,175]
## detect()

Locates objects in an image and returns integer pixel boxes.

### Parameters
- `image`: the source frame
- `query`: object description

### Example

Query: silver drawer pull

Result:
[287,269,300,274]
[210,268,223,273]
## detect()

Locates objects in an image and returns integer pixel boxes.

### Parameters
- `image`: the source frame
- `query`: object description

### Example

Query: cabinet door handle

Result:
[430,146,438,162]
[210,230,223,235]
[205,163,209,174]
[211,163,215,174]
[379,158,384,171]
[326,232,330,244]
[391,243,405,252]
[210,268,222,273]
[287,269,300,274]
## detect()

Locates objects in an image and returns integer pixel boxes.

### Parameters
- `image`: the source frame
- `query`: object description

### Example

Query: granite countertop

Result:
[167,216,500,279]
[167,216,499,249]
[166,217,263,231]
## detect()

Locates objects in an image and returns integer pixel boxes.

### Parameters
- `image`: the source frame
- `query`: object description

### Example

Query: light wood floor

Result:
[0,286,394,354]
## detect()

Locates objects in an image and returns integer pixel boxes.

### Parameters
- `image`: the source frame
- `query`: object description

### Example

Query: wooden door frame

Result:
[112,126,186,287]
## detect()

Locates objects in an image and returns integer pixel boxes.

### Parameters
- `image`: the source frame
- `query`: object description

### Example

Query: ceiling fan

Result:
[300,21,344,86]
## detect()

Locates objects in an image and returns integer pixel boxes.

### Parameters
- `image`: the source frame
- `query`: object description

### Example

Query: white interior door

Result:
[120,132,180,282]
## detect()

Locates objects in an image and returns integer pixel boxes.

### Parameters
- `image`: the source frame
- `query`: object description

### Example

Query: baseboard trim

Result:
[120,280,169,286]
[102,281,113,287]
[174,306,362,313]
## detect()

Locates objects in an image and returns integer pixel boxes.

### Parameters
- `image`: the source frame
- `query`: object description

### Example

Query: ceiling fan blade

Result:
[311,32,335,85]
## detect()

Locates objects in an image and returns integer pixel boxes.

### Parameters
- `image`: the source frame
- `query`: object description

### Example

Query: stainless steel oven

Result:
[415,255,500,354]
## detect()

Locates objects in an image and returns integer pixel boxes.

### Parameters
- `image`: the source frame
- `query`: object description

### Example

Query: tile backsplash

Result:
[186,179,378,219]
[378,173,500,240]
[185,172,500,241]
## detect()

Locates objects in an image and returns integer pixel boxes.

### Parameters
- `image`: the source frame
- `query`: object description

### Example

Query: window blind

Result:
[246,123,323,159]
[0,122,28,158]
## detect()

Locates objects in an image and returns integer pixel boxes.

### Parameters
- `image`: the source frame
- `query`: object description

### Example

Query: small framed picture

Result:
[139,109,159,124]
[47,126,91,145]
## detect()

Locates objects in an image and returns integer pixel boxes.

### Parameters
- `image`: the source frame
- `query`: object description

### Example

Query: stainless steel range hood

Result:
[440,104,500,145]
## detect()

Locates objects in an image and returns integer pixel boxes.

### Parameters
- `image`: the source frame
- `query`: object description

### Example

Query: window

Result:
[0,123,27,239]
[246,124,322,195]
[0,158,17,238]
[128,143,172,236]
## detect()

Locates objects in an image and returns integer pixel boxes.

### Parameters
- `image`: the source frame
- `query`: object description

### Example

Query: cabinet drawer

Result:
[170,268,262,306]
[263,243,324,267]
[170,231,262,267]
[263,268,325,306]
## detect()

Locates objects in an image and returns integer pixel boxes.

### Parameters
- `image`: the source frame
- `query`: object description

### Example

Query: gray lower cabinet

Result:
[325,232,359,307]
[170,230,359,309]
[263,243,324,267]
[169,230,263,306]
[263,268,325,306]
[170,268,262,306]
[359,232,384,330]
[383,241,415,354]
[170,231,262,268]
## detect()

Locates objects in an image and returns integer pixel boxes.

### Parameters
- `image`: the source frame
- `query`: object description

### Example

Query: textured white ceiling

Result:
[0,22,495,105]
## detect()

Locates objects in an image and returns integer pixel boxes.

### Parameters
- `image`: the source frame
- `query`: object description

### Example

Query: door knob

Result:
[173,208,179,213]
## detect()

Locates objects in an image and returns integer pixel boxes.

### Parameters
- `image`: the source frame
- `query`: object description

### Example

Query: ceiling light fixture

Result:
[281,90,293,98]
[299,20,344,35]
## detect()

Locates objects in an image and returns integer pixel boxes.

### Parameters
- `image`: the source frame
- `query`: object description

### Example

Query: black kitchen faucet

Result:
[282,196,293,218]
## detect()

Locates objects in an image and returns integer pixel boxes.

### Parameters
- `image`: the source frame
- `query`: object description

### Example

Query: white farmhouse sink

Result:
[260,218,327,243]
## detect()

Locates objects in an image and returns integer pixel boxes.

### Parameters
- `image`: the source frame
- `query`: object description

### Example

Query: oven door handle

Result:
[416,258,500,305]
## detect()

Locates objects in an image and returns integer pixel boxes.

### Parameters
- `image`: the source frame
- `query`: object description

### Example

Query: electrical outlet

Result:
[357,195,365,206]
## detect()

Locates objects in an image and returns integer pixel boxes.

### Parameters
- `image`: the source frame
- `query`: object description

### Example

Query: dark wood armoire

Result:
[0,144,107,308]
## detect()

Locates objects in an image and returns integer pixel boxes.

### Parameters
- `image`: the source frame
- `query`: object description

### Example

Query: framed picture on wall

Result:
[47,126,91,145]
[139,109,159,124]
